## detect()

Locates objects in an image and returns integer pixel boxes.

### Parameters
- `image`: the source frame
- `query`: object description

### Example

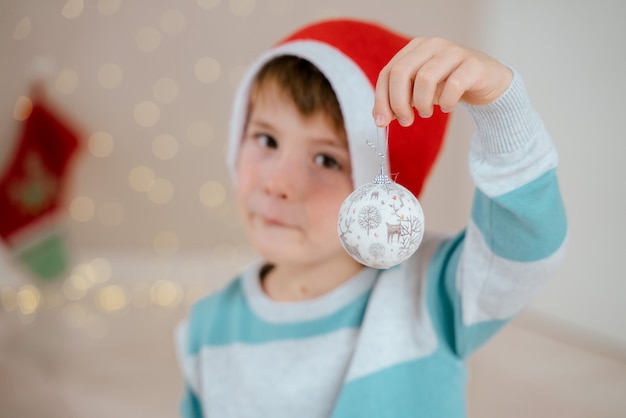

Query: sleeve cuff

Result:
[463,68,544,154]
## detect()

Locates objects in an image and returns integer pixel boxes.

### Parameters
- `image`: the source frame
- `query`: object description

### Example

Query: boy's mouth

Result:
[255,209,301,229]
[262,215,287,227]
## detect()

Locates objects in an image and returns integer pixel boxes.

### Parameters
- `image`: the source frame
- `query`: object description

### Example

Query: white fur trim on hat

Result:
[227,40,386,190]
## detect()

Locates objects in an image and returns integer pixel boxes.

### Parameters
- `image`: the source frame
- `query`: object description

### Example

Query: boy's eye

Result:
[256,133,277,149]
[314,154,342,170]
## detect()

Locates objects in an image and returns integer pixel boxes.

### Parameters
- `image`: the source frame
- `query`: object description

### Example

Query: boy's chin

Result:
[251,240,353,270]
[252,244,301,266]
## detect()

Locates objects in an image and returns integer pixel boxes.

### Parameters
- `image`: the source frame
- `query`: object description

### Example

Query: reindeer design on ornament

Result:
[386,222,402,243]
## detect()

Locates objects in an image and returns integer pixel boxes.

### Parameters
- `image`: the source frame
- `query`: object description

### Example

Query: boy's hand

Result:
[372,37,513,127]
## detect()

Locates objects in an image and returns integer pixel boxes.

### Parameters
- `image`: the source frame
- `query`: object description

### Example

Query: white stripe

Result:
[242,261,378,323]
[194,329,358,418]
[346,235,442,381]
[466,72,559,198]
[469,127,558,197]
[459,220,567,325]
[174,320,202,396]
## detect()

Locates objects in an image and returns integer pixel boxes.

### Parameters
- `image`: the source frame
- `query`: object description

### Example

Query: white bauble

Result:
[337,174,424,269]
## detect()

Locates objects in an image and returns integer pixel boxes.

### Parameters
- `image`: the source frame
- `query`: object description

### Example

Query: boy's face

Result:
[235,82,355,269]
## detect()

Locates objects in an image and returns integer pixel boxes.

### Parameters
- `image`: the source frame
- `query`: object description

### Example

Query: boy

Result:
[176,19,567,417]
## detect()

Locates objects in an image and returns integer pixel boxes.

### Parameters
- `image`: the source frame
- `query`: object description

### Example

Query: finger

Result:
[437,58,482,112]
[386,37,427,66]
[373,66,394,126]
[387,59,418,126]
[373,39,427,126]
[412,45,465,117]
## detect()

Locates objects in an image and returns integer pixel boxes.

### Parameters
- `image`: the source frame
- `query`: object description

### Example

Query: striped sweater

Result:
[175,71,567,417]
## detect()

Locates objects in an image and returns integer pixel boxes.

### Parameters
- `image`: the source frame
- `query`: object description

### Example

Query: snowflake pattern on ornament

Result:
[338,180,424,269]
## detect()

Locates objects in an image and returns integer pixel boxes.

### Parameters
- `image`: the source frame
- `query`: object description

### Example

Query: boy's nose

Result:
[262,155,304,200]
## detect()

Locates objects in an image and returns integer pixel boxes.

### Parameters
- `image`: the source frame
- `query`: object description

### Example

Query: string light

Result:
[194,56,221,84]
[12,17,31,40]
[97,63,124,89]
[229,0,256,16]
[61,0,84,20]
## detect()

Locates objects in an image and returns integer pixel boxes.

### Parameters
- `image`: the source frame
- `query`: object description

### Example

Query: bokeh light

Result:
[62,0,84,19]
[55,68,79,95]
[72,263,97,286]
[194,56,221,84]
[152,134,179,160]
[90,257,113,283]
[147,178,175,204]
[153,230,180,256]
[199,180,226,208]
[12,17,31,40]
[133,101,160,127]
[88,131,114,157]
[135,26,162,53]
[129,166,156,192]
[70,196,96,222]
[1,286,18,312]
[63,274,89,301]
[229,0,256,16]
[98,284,129,312]
[97,63,124,89]
[150,279,183,307]
[97,0,121,16]
[16,284,41,315]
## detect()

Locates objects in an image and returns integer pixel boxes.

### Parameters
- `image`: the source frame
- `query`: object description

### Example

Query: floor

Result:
[1,250,625,418]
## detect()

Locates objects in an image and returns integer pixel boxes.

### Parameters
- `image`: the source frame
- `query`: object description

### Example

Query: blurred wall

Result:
[471,0,626,347]
[1,0,624,346]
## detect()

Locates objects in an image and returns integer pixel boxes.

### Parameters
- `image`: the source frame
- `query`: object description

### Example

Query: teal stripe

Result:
[333,350,467,417]
[188,279,370,353]
[426,234,464,353]
[180,386,203,418]
[471,169,566,262]
[462,319,507,355]
[429,233,509,358]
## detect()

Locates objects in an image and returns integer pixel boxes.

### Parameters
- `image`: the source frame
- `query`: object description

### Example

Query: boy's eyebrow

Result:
[246,118,274,130]
[311,137,349,149]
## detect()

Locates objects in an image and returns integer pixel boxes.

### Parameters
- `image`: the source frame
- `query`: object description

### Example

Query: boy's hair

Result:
[248,55,345,136]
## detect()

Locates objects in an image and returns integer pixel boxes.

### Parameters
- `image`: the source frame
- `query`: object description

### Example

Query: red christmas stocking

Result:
[0,99,81,280]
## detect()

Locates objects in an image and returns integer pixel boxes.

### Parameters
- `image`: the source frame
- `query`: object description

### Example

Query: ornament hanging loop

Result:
[365,126,389,163]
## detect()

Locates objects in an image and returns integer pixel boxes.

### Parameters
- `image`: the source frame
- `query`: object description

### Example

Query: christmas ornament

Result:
[0,90,81,280]
[337,130,424,269]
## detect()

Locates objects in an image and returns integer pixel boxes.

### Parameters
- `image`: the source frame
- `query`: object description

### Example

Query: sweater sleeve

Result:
[436,69,568,358]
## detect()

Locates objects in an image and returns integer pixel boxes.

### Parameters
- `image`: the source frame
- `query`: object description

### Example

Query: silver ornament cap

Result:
[337,172,425,269]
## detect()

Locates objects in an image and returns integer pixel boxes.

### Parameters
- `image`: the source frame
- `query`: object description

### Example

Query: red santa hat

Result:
[227,18,450,198]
